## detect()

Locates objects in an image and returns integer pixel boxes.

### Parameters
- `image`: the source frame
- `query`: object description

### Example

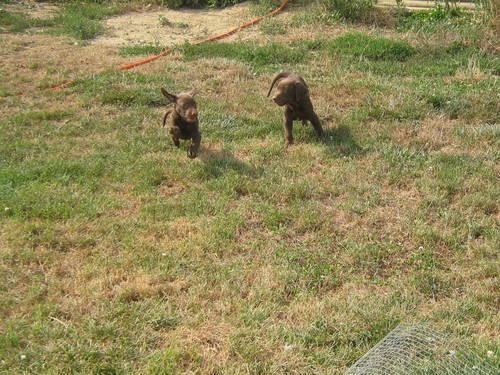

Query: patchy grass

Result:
[120,44,165,56]
[50,3,129,40]
[0,2,499,374]
[259,18,287,35]
[182,41,307,69]
[0,2,134,40]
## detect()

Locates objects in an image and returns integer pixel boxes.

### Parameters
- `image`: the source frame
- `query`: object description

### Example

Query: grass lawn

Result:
[0,1,499,373]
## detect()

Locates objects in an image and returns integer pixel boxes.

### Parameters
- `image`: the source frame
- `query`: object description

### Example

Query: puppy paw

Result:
[187,149,198,159]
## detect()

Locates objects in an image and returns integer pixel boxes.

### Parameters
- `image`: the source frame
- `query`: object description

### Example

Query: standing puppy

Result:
[267,72,324,145]
[161,88,201,158]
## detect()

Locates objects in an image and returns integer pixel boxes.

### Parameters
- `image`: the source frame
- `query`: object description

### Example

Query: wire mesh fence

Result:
[345,323,498,375]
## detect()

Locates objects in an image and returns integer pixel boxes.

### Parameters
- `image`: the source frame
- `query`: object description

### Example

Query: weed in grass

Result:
[158,14,189,29]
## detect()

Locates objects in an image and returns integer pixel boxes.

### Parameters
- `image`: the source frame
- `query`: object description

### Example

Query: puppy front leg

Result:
[169,127,181,147]
[188,131,201,159]
[284,115,294,146]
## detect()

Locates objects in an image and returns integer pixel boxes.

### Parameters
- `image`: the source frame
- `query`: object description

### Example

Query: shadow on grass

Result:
[198,145,259,179]
[319,124,364,157]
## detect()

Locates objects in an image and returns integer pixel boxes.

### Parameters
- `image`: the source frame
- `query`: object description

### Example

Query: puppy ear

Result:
[161,88,177,103]
[295,82,308,103]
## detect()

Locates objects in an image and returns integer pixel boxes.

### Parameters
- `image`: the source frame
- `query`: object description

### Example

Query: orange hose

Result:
[50,0,289,90]
[50,79,75,90]
[118,47,173,71]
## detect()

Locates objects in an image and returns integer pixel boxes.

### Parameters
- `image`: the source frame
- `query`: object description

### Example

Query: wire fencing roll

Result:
[345,323,498,375]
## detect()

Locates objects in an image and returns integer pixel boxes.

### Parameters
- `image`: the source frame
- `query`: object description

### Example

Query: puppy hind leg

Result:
[309,112,324,138]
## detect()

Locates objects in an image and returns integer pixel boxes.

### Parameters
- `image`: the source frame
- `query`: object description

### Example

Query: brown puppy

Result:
[161,88,201,159]
[267,72,324,145]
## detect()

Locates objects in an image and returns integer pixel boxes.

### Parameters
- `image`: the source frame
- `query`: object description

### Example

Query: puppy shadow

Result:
[319,124,364,157]
[198,144,258,179]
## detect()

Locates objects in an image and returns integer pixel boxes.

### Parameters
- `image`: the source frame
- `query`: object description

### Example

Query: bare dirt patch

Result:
[95,3,261,47]
[0,33,127,113]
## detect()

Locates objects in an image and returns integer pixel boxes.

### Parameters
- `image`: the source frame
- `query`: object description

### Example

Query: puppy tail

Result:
[267,72,291,97]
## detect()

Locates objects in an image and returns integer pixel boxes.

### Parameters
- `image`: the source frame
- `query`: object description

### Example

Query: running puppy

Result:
[267,72,324,145]
[161,87,201,158]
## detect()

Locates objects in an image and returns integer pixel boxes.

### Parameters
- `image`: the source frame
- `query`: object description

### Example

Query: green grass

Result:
[0,9,33,32]
[120,44,165,56]
[397,5,473,32]
[321,0,375,22]
[0,9,54,32]
[1,2,499,374]
[327,32,415,61]
[182,41,307,69]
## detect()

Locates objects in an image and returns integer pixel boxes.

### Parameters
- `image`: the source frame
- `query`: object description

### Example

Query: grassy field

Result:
[0,0,499,374]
